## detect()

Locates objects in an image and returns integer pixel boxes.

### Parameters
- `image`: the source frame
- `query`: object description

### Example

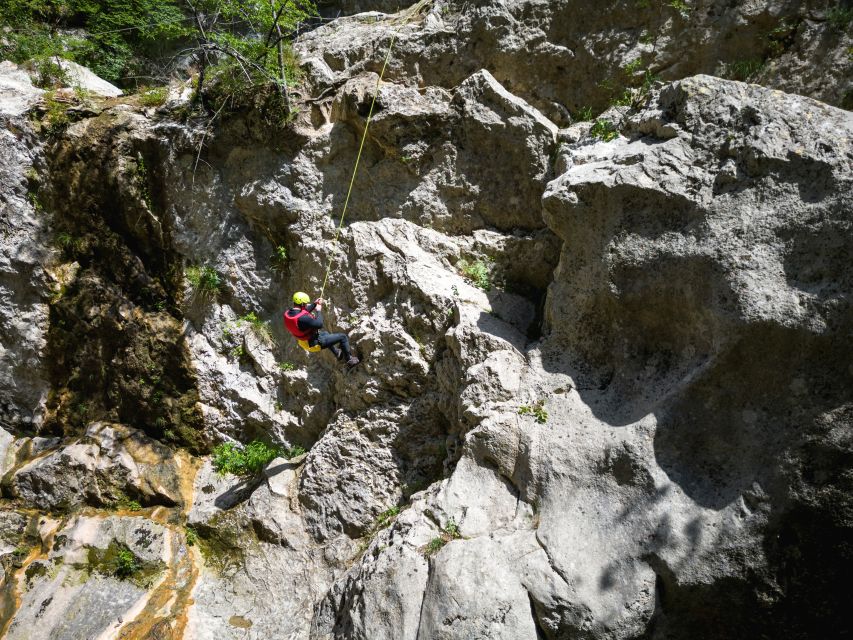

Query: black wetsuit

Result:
[289,303,352,360]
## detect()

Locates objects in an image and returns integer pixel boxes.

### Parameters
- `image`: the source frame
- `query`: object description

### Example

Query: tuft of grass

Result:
[140,86,168,107]
[725,59,765,82]
[238,311,272,343]
[457,258,493,291]
[590,119,619,142]
[573,105,594,122]
[422,518,462,556]
[186,264,221,299]
[518,400,548,424]
[278,361,295,372]
[358,506,403,554]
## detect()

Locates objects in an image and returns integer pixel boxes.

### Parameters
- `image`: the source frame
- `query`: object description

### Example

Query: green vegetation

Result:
[114,547,140,578]
[457,258,493,291]
[43,91,70,136]
[185,526,199,547]
[828,7,853,29]
[358,506,402,554]
[270,245,288,272]
[278,361,295,372]
[590,119,619,142]
[238,311,272,342]
[573,105,594,122]
[725,59,765,82]
[212,440,304,476]
[185,264,221,299]
[0,0,315,100]
[140,86,168,107]
[518,400,548,424]
[667,0,691,17]
[422,518,462,557]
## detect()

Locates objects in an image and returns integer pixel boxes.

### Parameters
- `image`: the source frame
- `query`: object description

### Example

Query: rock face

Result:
[0,1,851,639]
[0,63,50,432]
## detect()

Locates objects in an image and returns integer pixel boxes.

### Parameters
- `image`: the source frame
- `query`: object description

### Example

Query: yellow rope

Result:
[318,0,429,301]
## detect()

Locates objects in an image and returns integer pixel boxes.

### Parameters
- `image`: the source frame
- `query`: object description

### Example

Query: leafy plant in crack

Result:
[518,400,548,424]
[590,119,619,142]
[457,258,494,291]
[185,264,221,299]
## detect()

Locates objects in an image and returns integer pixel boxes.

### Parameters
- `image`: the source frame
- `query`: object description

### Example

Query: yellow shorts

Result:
[297,339,322,353]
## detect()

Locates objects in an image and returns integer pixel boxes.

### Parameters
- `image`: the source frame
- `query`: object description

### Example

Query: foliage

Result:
[590,119,619,142]
[573,105,594,122]
[212,440,303,476]
[185,264,221,299]
[358,506,402,554]
[828,7,853,29]
[238,311,272,342]
[422,518,462,557]
[185,526,199,546]
[0,0,316,95]
[457,258,493,291]
[518,400,548,424]
[725,59,765,82]
[43,91,70,136]
[270,245,288,272]
[278,361,295,372]
[140,86,168,107]
[667,0,690,17]
[114,547,140,578]
[0,0,188,85]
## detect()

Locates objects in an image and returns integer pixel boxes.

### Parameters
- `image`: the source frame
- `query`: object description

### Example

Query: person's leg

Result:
[317,332,351,360]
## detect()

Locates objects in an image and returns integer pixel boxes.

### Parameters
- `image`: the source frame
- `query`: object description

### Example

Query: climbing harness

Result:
[318,0,432,302]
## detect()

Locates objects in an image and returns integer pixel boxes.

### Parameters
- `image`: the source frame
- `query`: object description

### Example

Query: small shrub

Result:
[114,548,140,579]
[212,440,282,476]
[185,527,199,547]
[32,57,69,89]
[590,119,619,142]
[518,400,548,424]
[458,258,493,291]
[278,361,295,372]
[270,245,288,272]
[185,264,221,299]
[443,518,461,539]
[140,86,168,107]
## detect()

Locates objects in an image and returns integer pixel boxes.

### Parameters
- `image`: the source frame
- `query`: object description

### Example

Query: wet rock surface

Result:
[1,1,852,638]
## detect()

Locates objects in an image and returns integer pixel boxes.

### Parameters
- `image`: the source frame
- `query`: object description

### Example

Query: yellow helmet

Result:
[292,291,311,305]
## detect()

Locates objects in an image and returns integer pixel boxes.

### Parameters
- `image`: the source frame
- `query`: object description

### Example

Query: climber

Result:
[283,292,360,367]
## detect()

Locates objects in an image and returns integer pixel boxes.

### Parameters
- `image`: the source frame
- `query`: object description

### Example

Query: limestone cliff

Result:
[0,1,851,639]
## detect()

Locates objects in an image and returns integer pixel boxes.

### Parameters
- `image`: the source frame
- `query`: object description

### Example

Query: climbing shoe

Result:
[346,356,360,367]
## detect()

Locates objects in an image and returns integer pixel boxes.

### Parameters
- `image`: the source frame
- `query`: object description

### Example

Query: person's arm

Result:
[298,310,323,331]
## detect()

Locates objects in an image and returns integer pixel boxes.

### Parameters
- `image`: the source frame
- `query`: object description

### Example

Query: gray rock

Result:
[9,422,185,511]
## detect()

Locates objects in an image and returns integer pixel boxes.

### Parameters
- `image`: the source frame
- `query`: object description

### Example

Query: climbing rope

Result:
[318,0,431,301]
